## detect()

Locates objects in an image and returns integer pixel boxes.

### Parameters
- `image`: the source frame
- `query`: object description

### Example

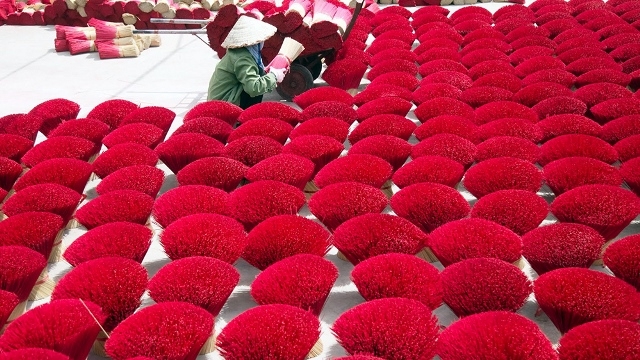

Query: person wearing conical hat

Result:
[207,15,290,109]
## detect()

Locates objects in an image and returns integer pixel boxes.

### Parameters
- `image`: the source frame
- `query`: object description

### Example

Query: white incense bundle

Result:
[122,13,137,25]
[96,37,137,47]
[181,0,194,5]
[153,0,171,13]
[150,34,161,47]
[64,0,77,10]
[77,6,87,18]
[287,0,312,17]
[75,0,88,7]
[139,0,155,13]
[135,34,152,49]
[161,8,177,19]
[98,44,141,59]
[279,37,305,63]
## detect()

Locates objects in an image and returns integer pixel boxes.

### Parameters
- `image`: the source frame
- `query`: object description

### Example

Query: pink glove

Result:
[269,66,288,83]
[265,54,291,73]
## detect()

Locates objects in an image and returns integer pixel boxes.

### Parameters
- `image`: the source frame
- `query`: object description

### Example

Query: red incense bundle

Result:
[242,214,330,270]
[152,185,228,228]
[148,256,239,316]
[251,254,338,316]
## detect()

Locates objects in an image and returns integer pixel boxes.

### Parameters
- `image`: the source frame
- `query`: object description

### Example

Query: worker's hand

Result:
[269,66,288,83]
[265,55,291,73]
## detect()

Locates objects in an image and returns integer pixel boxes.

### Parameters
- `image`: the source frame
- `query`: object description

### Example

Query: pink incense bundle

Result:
[95,24,134,39]
[96,165,164,197]
[352,253,442,309]
[97,43,140,59]
[543,157,622,195]
[119,106,175,135]
[558,320,640,360]
[413,115,478,143]
[183,100,243,125]
[160,213,247,263]
[86,99,139,129]
[105,302,213,360]
[510,46,556,66]
[155,133,224,174]
[2,183,81,223]
[0,299,106,360]
[176,157,247,192]
[308,182,387,232]
[461,49,511,70]
[67,39,97,55]
[411,134,477,169]
[242,215,330,270]
[75,190,154,230]
[148,256,239,316]
[152,185,228,228]
[289,117,349,143]
[217,304,321,360]
[0,211,64,260]
[349,114,416,144]
[333,298,439,360]
[102,123,164,149]
[64,27,96,41]
[227,118,293,144]
[557,47,610,66]
[238,102,302,126]
[292,86,354,109]
[47,119,110,145]
[0,246,47,303]
[428,218,523,267]
[392,156,464,189]
[250,254,338,315]
[171,117,233,143]
[92,142,159,179]
[313,154,393,189]
[222,135,283,167]
[245,154,314,190]
[522,223,605,275]
[537,114,601,142]
[0,134,33,161]
[573,82,633,109]
[437,311,557,360]
[27,98,80,136]
[603,234,640,290]
[301,100,357,124]
[51,257,147,332]
[462,157,543,198]
[440,258,531,317]
[460,86,516,108]
[0,156,21,192]
[282,135,344,175]
[590,98,640,125]
[63,222,152,266]
[321,59,368,91]
[468,60,517,82]
[414,98,475,124]
[534,268,640,334]
[20,136,98,168]
[226,180,305,231]
[332,213,427,265]
[418,59,468,79]
[391,182,471,233]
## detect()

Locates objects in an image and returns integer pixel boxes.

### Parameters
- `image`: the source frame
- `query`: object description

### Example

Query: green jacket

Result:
[207,47,278,106]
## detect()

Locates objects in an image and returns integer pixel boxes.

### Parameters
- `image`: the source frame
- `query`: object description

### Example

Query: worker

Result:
[207,15,290,109]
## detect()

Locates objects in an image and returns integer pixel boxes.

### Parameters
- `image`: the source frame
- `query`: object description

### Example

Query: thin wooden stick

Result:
[79,298,110,339]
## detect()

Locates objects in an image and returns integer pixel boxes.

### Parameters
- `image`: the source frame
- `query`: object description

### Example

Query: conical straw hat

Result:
[221,15,278,49]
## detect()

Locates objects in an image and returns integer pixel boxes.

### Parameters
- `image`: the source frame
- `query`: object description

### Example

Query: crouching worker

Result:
[207,16,290,109]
